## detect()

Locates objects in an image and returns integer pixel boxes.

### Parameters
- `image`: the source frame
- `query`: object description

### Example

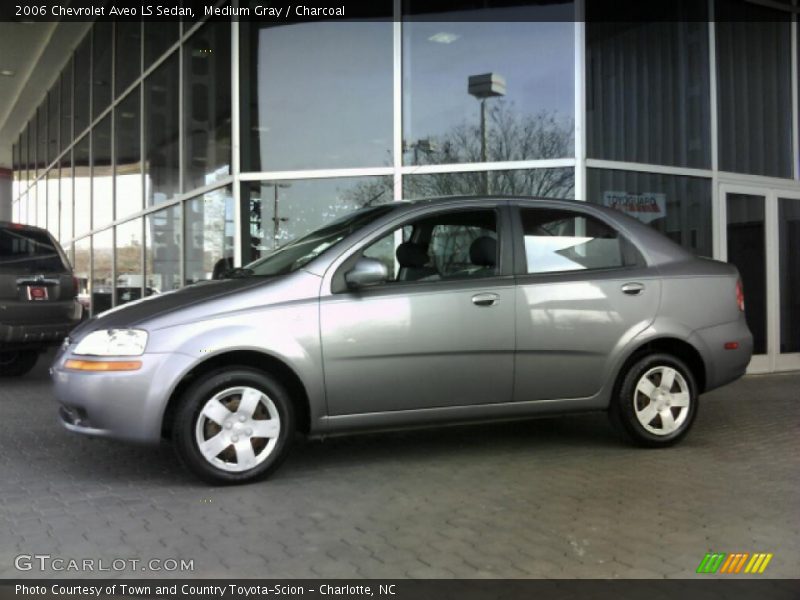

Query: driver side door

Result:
[319,204,516,416]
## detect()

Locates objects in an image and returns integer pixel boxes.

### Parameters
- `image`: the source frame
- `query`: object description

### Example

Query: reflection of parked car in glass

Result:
[52,198,752,484]
[0,222,82,376]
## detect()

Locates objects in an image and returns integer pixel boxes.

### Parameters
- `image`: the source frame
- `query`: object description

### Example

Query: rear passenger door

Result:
[511,204,660,401]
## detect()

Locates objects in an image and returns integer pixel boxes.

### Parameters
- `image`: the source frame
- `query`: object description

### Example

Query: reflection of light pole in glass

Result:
[468,72,506,194]
[262,182,291,248]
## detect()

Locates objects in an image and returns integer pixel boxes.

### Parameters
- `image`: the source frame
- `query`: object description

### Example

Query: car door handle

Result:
[472,292,499,307]
[621,282,645,296]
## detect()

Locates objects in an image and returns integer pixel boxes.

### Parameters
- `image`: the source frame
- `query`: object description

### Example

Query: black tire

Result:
[173,368,295,485]
[0,350,39,377]
[609,353,698,447]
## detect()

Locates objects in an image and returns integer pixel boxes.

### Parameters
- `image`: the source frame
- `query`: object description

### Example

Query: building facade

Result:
[7,0,800,373]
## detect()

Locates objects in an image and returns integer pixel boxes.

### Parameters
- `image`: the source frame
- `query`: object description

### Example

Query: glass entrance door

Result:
[721,185,800,373]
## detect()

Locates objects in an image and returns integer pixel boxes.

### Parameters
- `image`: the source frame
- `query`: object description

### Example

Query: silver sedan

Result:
[52,197,753,484]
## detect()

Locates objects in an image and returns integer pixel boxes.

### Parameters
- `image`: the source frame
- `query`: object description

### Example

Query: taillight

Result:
[72,276,79,298]
[735,279,745,312]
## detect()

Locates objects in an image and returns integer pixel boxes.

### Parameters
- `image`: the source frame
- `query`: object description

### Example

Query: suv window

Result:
[0,227,67,274]
[520,208,641,274]
[362,209,499,283]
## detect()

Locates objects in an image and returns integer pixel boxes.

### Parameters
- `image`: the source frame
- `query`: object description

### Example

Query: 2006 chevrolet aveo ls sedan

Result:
[52,197,753,484]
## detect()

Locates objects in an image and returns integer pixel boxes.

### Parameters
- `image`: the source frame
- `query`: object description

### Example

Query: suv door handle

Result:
[621,282,645,296]
[472,292,499,307]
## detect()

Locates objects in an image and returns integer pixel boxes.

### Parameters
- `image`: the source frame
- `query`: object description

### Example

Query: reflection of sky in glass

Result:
[255,22,393,170]
[403,19,574,162]
[248,177,391,252]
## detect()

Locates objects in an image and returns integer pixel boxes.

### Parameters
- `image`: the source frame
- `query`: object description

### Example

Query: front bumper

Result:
[50,348,196,444]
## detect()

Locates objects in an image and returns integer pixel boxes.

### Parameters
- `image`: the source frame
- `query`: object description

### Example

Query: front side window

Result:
[520,208,640,274]
[361,209,499,284]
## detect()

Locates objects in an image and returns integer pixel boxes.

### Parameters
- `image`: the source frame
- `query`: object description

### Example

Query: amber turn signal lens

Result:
[64,359,142,371]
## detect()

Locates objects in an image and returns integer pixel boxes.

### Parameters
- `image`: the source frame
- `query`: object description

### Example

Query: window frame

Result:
[510,202,646,279]
[329,201,515,295]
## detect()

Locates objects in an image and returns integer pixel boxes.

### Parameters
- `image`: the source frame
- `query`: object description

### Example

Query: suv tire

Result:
[0,350,38,377]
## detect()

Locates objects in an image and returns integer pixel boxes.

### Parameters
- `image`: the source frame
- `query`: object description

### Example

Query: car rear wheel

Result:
[173,368,295,485]
[0,350,38,377]
[610,353,698,447]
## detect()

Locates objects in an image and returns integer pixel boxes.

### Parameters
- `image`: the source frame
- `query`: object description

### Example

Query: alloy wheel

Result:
[632,366,691,436]
[194,386,281,473]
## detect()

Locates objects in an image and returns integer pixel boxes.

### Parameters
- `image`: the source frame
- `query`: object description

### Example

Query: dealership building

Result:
[0,0,798,374]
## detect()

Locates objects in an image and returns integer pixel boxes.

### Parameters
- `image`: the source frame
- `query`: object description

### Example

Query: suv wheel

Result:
[610,353,698,447]
[0,350,38,377]
[174,368,295,485]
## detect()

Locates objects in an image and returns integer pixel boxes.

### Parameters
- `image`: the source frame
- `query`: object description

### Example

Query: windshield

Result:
[233,205,396,278]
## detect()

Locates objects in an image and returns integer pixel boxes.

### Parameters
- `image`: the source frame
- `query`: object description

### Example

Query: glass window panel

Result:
[74,34,91,137]
[20,125,29,190]
[115,22,142,97]
[73,135,91,236]
[60,59,73,151]
[47,168,59,239]
[726,194,766,355]
[143,22,179,69]
[586,12,710,168]
[74,237,91,315]
[20,194,28,224]
[185,187,235,284]
[402,3,574,166]
[716,1,792,178]
[184,22,231,191]
[47,85,59,164]
[520,208,638,274]
[145,53,180,205]
[587,169,712,258]
[92,116,113,228]
[244,176,393,262]
[36,103,46,175]
[92,22,113,119]
[36,179,46,229]
[115,89,143,219]
[60,153,73,244]
[145,204,181,294]
[242,19,393,171]
[116,218,143,305]
[92,229,113,315]
[403,168,575,200]
[778,198,800,354]
[12,142,19,201]
[13,201,20,223]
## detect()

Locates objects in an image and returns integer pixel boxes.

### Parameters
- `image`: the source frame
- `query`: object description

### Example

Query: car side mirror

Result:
[345,257,389,289]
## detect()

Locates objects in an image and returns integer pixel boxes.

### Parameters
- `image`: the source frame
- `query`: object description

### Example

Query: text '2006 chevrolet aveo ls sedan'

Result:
[52,197,753,484]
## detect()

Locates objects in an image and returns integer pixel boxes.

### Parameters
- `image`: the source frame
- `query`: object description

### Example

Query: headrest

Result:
[469,236,497,267]
[396,242,430,268]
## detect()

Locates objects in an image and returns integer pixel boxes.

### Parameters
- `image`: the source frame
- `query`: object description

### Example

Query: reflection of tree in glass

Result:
[404,102,574,198]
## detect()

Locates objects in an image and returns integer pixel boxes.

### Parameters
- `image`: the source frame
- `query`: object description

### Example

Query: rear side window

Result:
[0,227,67,273]
[520,208,642,274]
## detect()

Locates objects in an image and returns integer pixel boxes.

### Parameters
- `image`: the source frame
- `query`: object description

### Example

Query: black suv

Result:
[0,222,82,376]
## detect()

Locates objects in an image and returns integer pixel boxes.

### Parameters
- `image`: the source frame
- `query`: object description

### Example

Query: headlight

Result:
[73,329,148,356]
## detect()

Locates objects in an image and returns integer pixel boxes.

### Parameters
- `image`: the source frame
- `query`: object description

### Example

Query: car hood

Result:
[69,277,273,340]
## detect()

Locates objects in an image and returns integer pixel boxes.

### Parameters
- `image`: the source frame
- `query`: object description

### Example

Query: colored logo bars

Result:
[696,552,773,574]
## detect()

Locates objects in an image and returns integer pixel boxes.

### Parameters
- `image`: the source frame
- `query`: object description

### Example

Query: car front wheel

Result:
[174,368,295,485]
[0,350,38,377]
[610,353,698,447]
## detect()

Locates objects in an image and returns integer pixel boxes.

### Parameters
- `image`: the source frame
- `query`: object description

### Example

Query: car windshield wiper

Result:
[224,267,254,279]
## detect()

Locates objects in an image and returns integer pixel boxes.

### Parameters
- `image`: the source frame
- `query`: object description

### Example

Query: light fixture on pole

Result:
[468,72,506,193]
[262,182,291,248]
